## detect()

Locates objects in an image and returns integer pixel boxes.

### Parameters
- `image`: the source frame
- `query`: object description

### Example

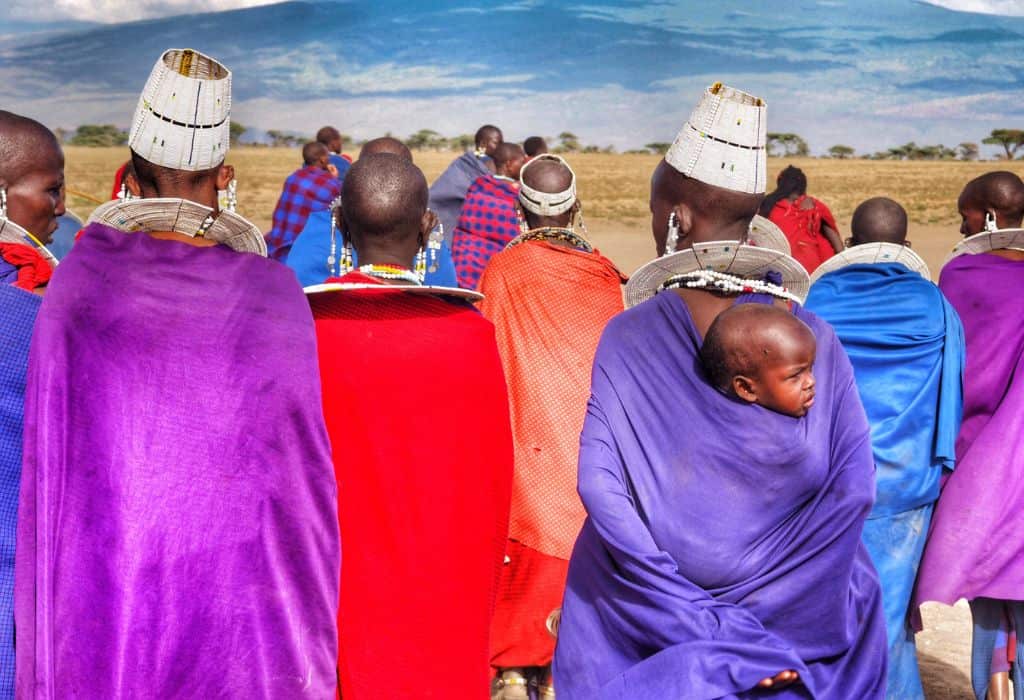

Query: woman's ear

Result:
[675,203,694,242]
[732,376,758,404]
[216,164,235,191]
[125,170,142,197]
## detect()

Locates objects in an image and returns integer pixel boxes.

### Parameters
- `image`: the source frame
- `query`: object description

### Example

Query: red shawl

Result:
[478,241,624,667]
[310,272,513,698]
[0,243,51,292]
[768,195,839,273]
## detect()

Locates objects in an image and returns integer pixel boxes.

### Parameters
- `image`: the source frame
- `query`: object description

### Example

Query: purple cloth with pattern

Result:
[265,165,341,261]
[15,223,340,697]
[915,252,1024,606]
[553,292,887,699]
[428,152,493,247]
[451,175,519,289]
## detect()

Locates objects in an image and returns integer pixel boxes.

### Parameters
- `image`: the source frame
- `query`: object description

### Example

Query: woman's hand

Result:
[757,670,800,690]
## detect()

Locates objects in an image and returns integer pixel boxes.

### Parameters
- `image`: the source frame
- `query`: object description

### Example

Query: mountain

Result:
[1,0,1022,152]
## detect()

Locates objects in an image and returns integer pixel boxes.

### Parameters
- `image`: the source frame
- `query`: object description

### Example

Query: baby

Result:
[700,303,817,417]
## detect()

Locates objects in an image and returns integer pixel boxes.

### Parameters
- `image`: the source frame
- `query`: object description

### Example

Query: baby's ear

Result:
[732,376,758,404]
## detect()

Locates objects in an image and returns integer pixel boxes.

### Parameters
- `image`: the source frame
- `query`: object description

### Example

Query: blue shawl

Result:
[428,151,493,246]
[806,262,964,515]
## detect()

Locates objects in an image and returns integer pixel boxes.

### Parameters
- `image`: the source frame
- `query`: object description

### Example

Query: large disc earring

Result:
[663,212,680,257]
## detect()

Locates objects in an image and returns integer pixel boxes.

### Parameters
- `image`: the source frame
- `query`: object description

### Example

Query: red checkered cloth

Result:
[265,166,340,261]
[450,175,519,289]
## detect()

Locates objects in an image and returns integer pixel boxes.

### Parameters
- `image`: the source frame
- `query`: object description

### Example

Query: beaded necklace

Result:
[508,227,593,253]
[357,263,421,285]
[661,269,800,304]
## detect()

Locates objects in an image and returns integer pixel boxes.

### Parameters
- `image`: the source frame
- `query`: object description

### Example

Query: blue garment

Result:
[0,283,41,697]
[862,505,933,700]
[428,152,493,246]
[970,599,1024,700]
[285,209,458,288]
[806,262,964,516]
[806,262,965,699]
[328,154,350,183]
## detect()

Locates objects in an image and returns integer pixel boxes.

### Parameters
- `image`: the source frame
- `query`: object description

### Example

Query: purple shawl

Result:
[15,224,339,697]
[553,292,886,699]
[915,253,1024,605]
[428,151,493,245]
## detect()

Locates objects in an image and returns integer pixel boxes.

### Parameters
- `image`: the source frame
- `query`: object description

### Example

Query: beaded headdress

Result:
[811,242,930,285]
[665,82,767,195]
[129,48,232,171]
[518,154,577,216]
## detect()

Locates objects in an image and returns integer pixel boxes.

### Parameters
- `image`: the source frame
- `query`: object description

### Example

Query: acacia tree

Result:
[956,142,979,161]
[229,122,246,146]
[645,142,671,155]
[556,131,581,153]
[406,129,444,150]
[828,145,855,159]
[982,129,1024,159]
[766,132,809,157]
[69,124,128,146]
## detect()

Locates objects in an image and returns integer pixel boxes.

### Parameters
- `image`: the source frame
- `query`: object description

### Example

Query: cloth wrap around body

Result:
[478,240,625,669]
[915,252,1024,606]
[450,174,520,290]
[553,290,887,699]
[15,223,340,698]
[310,272,513,699]
[0,284,41,698]
[428,151,493,246]
[805,262,963,699]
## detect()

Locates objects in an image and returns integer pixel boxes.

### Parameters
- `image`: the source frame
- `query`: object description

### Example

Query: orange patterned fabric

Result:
[479,240,625,560]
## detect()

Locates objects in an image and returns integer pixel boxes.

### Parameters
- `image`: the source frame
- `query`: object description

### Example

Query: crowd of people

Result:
[1,46,1023,700]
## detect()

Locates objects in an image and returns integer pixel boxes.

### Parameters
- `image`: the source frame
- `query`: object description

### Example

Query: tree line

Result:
[55,124,1024,160]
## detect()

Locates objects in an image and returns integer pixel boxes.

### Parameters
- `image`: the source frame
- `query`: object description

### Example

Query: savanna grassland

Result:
[63,147,1024,279]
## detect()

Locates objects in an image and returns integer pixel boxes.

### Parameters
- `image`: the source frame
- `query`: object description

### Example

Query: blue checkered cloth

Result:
[0,283,41,697]
[265,166,341,261]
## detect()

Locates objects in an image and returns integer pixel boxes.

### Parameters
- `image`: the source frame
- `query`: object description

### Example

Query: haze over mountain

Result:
[1,0,1021,154]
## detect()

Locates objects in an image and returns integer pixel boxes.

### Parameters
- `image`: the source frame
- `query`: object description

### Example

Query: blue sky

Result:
[2,0,1022,155]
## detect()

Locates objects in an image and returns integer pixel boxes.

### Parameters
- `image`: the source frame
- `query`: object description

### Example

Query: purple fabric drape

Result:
[15,223,339,698]
[553,292,886,699]
[915,252,1024,606]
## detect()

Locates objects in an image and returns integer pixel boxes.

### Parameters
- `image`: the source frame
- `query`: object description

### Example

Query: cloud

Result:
[8,0,280,23]
[919,0,1024,16]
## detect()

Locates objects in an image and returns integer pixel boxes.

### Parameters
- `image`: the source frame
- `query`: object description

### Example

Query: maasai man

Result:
[480,154,625,699]
[14,49,339,698]
[0,111,63,699]
[915,171,1024,700]
[308,153,513,698]
[523,136,548,158]
[805,197,964,699]
[451,142,526,289]
[428,123,502,244]
[316,125,351,181]
[286,136,458,287]
[265,140,341,260]
[553,83,886,699]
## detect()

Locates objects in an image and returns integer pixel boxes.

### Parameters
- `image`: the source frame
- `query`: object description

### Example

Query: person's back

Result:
[310,153,513,698]
[428,124,502,244]
[265,141,341,260]
[14,49,339,698]
[761,166,842,273]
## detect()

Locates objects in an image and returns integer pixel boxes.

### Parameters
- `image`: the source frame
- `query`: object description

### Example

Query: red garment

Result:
[0,243,51,291]
[767,195,839,274]
[310,272,513,699]
[478,241,624,667]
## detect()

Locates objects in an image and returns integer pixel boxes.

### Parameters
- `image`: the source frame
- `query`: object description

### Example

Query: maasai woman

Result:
[760,165,843,274]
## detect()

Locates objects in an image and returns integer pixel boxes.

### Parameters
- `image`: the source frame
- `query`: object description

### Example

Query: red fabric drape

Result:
[0,243,51,291]
[478,241,624,667]
[768,195,839,273]
[310,272,513,699]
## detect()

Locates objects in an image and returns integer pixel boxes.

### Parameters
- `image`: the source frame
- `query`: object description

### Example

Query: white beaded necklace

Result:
[662,269,800,304]
[357,264,422,285]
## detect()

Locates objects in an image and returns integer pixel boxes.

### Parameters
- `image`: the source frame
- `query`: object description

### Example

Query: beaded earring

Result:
[663,212,680,256]
[219,179,238,212]
[985,211,999,233]
[426,214,443,275]
[575,202,589,240]
[327,196,352,276]
[0,186,7,220]
[414,244,426,283]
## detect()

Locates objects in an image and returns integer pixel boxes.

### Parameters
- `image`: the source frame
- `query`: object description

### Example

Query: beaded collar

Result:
[506,227,593,253]
[661,269,800,304]
[357,263,421,285]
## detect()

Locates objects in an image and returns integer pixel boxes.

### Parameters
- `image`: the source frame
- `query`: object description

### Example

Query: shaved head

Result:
[342,153,428,254]
[303,141,329,167]
[958,171,1024,235]
[851,197,908,245]
[475,124,503,157]
[316,126,342,153]
[359,137,412,162]
[493,142,526,178]
[0,110,65,241]
[521,157,575,228]
[523,136,548,157]
[650,159,764,254]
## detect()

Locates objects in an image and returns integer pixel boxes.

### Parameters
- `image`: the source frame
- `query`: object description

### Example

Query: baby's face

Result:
[745,332,817,418]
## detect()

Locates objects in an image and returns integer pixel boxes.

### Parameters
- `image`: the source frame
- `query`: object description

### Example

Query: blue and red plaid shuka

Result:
[265,165,341,261]
[450,175,519,289]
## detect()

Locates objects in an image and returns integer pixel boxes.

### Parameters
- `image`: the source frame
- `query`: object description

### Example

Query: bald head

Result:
[475,124,502,157]
[493,143,526,180]
[521,157,575,228]
[702,304,815,389]
[650,159,764,254]
[958,171,1024,236]
[523,136,548,157]
[0,110,65,241]
[851,197,908,245]
[342,153,428,262]
[359,136,412,162]
[303,141,329,168]
[316,126,342,153]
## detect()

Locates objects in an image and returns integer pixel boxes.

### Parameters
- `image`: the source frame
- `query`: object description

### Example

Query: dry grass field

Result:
[60,145,1021,698]
[64,147,1024,282]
